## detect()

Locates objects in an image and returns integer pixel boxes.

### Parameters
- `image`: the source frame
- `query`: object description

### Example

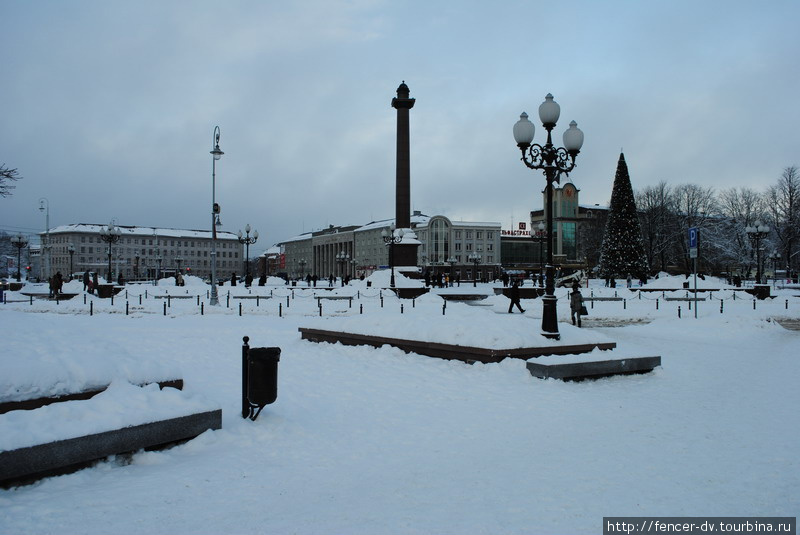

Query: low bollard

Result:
[279,302,282,317]
[678,306,681,318]
[656,298,659,310]
[412,298,415,308]
[90,301,93,316]
[286,296,290,308]
[256,296,260,307]
[401,303,404,314]
[720,299,723,313]
[163,302,167,316]
[360,303,363,314]
[239,303,243,316]
[227,295,230,308]
[753,299,756,310]
[787,299,789,310]
[168,295,171,308]
[349,297,352,308]
[380,296,384,308]
[623,299,627,310]
[139,294,142,305]
[84,294,87,304]
[201,302,204,315]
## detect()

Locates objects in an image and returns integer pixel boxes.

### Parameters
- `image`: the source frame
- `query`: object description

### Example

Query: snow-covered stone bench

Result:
[526,353,661,381]
[0,382,221,486]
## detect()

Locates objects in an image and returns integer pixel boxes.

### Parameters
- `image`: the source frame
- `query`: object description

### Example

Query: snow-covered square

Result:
[1,272,798,534]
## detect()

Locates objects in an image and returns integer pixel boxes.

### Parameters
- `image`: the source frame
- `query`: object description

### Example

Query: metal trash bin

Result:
[242,337,280,420]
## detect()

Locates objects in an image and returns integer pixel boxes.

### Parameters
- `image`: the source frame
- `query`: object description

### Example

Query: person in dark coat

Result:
[507,280,525,313]
[92,272,99,294]
[231,272,237,286]
[570,282,584,327]
[83,270,90,291]
[118,272,125,286]
[259,274,267,286]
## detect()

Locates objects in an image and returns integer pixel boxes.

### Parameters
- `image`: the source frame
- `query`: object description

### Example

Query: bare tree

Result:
[765,166,800,273]
[635,181,677,273]
[0,164,23,198]
[716,186,766,275]
[671,184,717,273]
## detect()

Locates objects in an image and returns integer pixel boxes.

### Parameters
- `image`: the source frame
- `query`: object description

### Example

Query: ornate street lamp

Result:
[514,93,584,339]
[382,225,404,287]
[175,255,183,273]
[10,234,28,281]
[68,243,75,275]
[745,220,770,285]
[99,222,122,282]
[768,251,781,283]
[237,224,258,280]
[468,252,481,287]
[336,250,350,281]
[209,126,224,305]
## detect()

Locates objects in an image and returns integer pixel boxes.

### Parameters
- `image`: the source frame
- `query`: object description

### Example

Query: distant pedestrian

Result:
[117,272,125,286]
[626,273,632,288]
[231,272,237,286]
[92,272,99,294]
[570,282,584,327]
[83,270,90,291]
[507,280,525,314]
[259,274,267,286]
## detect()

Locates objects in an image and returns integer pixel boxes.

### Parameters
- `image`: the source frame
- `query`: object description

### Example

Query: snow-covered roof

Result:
[46,224,239,240]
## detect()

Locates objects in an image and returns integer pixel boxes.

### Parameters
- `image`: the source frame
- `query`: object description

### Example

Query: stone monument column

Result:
[391,81,420,267]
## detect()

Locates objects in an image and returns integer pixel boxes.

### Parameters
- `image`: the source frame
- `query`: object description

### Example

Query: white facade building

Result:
[43,224,242,280]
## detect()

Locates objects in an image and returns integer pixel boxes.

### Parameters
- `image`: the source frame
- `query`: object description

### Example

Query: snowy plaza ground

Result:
[1,272,798,534]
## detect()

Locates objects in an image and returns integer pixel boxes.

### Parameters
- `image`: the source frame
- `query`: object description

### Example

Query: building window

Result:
[454,243,461,251]
[466,243,472,251]
[465,231,473,239]
[488,256,494,263]
[455,230,461,239]
[476,231,483,239]
[487,244,493,251]
[487,231,494,240]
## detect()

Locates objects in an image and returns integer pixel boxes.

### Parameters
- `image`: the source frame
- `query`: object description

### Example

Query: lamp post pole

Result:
[209,126,224,305]
[336,251,350,281]
[11,234,28,281]
[38,198,50,281]
[468,252,481,287]
[746,220,770,285]
[382,225,404,288]
[447,256,456,286]
[535,221,546,273]
[299,258,307,280]
[99,222,122,283]
[514,94,584,340]
[68,243,75,275]
[175,255,183,274]
[237,224,258,281]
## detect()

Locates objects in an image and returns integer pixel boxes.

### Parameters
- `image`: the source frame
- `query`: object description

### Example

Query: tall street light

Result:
[209,126,224,305]
[299,258,307,279]
[38,198,50,281]
[514,93,584,340]
[237,224,258,281]
[68,243,75,275]
[99,222,122,282]
[746,220,770,285]
[468,252,481,287]
[382,225,404,288]
[447,255,457,285]
[11,234,28,281]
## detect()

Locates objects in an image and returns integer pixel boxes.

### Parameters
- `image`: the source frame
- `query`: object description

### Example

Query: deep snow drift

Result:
[1,274,798,534]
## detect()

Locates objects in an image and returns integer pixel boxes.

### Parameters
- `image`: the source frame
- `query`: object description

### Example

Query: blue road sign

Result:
[688,227,698,249]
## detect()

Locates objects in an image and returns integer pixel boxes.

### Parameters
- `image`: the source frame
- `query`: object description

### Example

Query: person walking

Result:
[83,270,90,292]
[570,282,584,327]
[507,280,525,314]
[92,272,99,295]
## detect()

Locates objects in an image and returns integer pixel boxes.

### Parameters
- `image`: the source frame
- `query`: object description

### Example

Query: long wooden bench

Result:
[526,356,661,381]
[0,379,184,415]
[0,381,220,487]
[298,327,616,365]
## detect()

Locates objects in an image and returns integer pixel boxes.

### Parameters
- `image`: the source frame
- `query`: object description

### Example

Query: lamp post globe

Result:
[746,220,770,285]
[237,224,258,281]
[68,243,75,275]
[513,93,584,340]
[99,222,122,283]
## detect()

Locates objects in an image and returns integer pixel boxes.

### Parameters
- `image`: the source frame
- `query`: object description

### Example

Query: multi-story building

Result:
[276,212,502,282]
[42,224,242,281]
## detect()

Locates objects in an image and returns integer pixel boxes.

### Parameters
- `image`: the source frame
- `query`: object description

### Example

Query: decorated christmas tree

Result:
[598,153,649,280]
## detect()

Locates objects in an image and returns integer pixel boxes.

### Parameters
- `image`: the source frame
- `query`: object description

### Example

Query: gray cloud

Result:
[2,0,798,253]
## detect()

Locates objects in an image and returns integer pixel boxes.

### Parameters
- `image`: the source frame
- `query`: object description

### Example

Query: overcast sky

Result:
[2,0,798,253]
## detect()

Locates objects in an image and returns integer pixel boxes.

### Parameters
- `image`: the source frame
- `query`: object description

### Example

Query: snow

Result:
[0,382,218,451]
[1,274,798,534]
